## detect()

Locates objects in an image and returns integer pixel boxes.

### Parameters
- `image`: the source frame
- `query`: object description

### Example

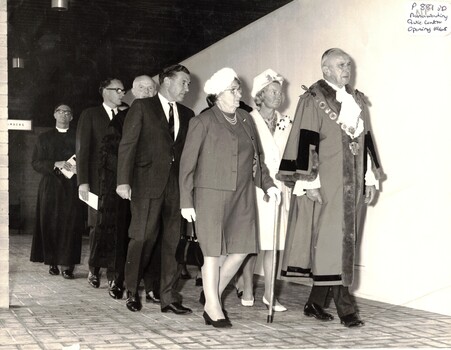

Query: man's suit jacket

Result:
[117,95,194,199]
[76,105,111,195]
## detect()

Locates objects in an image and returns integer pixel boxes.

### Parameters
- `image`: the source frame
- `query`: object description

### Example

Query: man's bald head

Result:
[132,75,158,99]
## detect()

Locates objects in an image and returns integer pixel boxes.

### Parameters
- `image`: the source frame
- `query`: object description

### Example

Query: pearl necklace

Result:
[221,110,237,125]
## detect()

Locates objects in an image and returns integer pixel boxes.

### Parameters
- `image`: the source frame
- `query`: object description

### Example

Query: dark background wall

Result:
[9,128,50,234]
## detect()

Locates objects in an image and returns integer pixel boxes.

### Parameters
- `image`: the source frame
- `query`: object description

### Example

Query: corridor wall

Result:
[181,0,451,316]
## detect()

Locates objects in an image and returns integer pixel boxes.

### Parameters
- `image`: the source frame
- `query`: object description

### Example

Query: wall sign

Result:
[8,120,33,130]
[407,1,450,35]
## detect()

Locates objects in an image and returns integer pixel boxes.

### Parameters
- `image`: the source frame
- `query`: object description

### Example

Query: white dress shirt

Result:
[102,103,117,120]
[158,93,180,139]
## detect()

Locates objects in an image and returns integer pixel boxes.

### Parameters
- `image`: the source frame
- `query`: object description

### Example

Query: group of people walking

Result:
[30,48,383,329]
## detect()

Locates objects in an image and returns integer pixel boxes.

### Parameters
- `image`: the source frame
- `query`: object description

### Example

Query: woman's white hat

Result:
[251,69,284,98]
[204,67,238,96]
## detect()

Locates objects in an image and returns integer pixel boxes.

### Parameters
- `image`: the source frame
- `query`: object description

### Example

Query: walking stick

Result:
[267,199,279,323]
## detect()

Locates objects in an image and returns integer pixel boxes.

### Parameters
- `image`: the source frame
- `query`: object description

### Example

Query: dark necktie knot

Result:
[111,109,116,119]
[168,103,174,139]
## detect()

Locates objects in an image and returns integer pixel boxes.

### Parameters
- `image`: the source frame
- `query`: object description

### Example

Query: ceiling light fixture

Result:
[51,0,69,11]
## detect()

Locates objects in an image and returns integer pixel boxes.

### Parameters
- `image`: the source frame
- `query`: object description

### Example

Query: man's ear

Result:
[163,76,171,87]
[321,65,329,77]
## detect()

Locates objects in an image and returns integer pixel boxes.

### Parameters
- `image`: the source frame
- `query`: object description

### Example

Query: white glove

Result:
[181,208,196,222]
[364,185,376,205]
[79,183,90,201]
[116,184,132,200]
[266,186,281,205]
[306,188,323,204]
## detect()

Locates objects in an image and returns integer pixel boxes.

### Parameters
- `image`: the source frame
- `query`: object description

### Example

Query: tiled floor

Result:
[1,233,451,349]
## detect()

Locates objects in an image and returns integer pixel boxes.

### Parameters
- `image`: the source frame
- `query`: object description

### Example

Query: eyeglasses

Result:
[55,109,72,116]
[105,87,126,94]
[223,87,242,95]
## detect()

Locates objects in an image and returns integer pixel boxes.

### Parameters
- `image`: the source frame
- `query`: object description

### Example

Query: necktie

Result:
[168,102,174,140]
[111,109,116,120]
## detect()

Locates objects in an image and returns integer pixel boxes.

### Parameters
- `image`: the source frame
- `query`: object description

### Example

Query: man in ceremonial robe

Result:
[277,48,383,328]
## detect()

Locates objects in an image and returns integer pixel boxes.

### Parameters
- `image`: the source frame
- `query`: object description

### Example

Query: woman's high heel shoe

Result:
[203,311,232,328]
[262,296,287,312]
[199,291,229,319]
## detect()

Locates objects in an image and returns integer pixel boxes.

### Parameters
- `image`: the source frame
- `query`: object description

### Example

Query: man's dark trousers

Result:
[308,285,356,317]
[124,165,182,309]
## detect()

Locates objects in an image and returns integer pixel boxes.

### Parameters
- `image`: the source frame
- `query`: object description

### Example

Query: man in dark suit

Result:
[76,78,125,290]
[116,65,194,314]
[100,74,162,303]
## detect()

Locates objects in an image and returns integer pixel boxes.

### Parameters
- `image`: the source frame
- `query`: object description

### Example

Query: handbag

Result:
[175,221,204,267]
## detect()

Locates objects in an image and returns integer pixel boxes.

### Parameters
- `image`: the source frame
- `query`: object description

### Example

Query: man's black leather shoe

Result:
[108,280,124,299]
[304,303,334,321]
[87,272,100,288]
[145,290,160,303]
[161,302,192,315]
[49,265,60,276]
[62,270,74,279]
[126,291,142,312]
[340,313,365,328]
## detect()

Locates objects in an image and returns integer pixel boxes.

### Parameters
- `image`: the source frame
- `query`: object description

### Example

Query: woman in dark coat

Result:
[30,103,84,279]
[179,68,280,327]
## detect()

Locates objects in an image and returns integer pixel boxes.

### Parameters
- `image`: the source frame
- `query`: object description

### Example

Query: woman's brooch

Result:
[277,115,292,130]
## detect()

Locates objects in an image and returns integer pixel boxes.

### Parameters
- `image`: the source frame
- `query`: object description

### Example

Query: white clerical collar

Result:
[56,127,69,133]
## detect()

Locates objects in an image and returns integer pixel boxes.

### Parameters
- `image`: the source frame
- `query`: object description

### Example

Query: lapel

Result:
[210,105,258,154]
[98,105,111,124]
[210,105,237,138]
[174,102,188,144]
[317,79,341,115]
[346,84,364,110]
[236,108,259,155]
[211,104,229,126]
[251,110,278,154]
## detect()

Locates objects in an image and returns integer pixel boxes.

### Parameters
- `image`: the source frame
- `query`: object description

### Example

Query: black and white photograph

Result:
[1,0,451,348]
